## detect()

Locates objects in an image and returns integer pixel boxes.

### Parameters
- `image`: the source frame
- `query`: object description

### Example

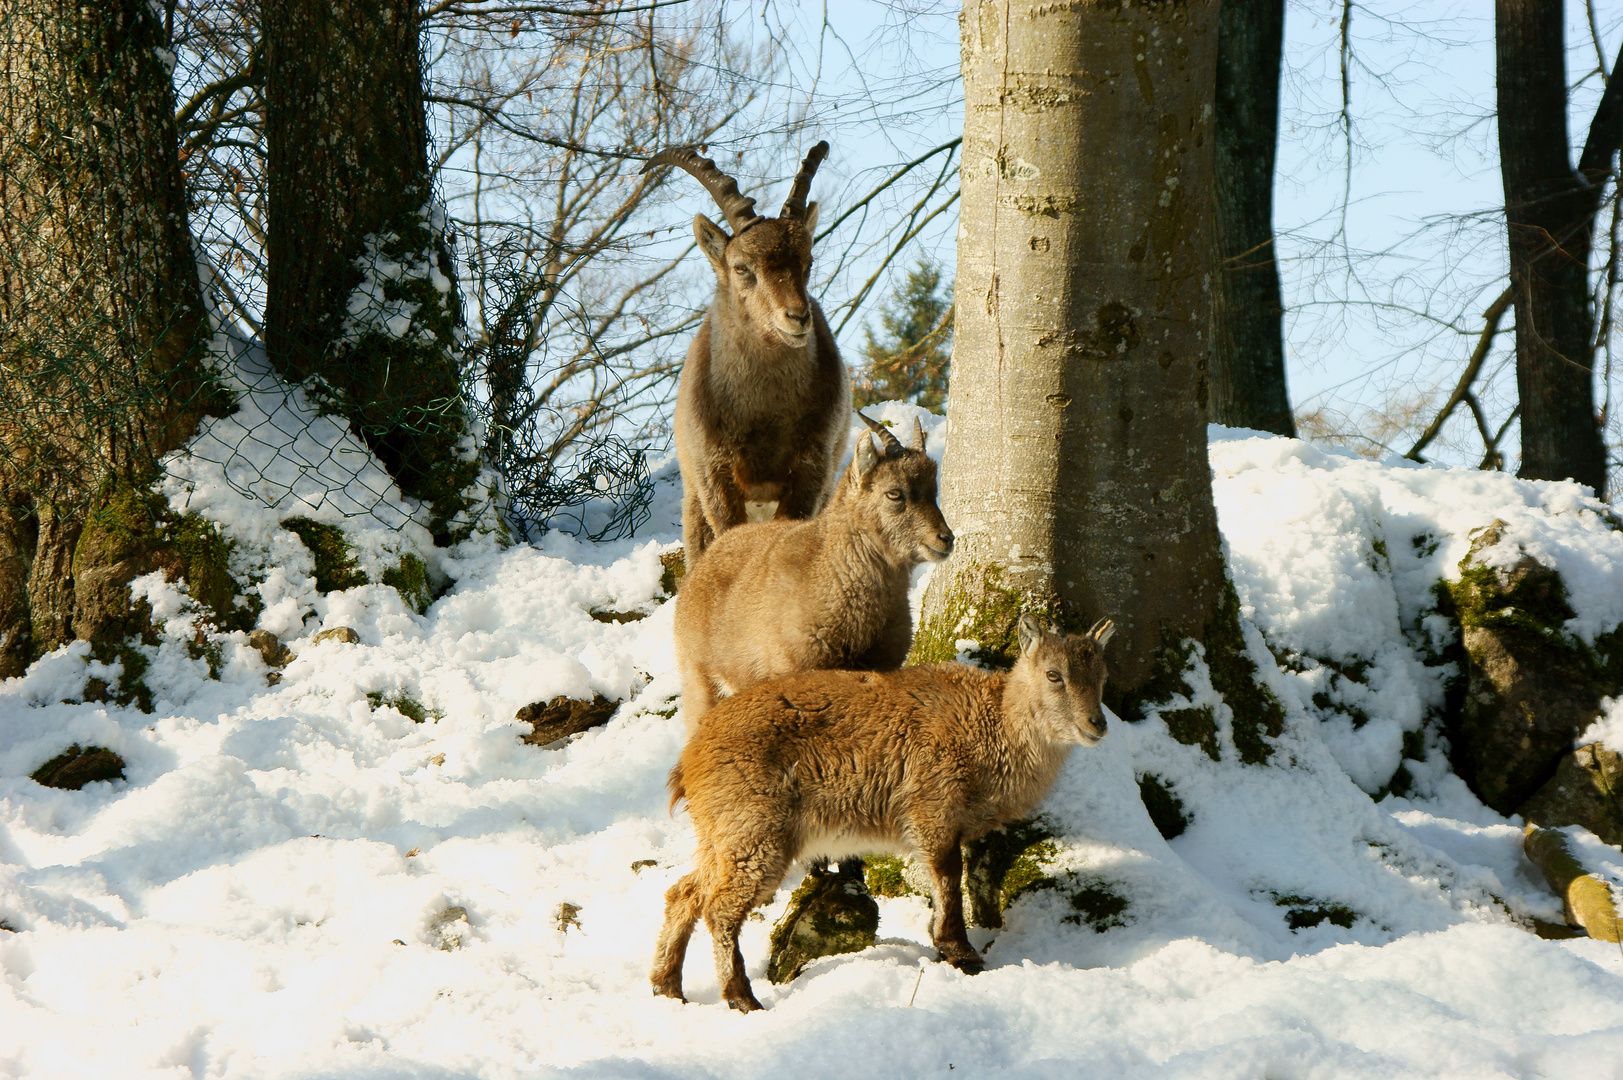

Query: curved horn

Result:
[910,416,927,451]
[780,140,829,221]
[641,146,763,234]
[857,411,906,458]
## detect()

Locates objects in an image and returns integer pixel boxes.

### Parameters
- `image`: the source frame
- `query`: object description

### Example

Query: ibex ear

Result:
[1089,618,1116,646]
[803,202,819,238]
[910,416,927,451]
[693,214,730,273]
[1017,613,1044,655]
[854,433,880,479]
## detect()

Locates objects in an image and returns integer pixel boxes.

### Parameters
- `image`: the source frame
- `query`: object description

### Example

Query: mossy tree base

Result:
[914,559,1283,765]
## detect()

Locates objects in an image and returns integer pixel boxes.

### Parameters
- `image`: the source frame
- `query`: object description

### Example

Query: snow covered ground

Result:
[3,385,1623,1078]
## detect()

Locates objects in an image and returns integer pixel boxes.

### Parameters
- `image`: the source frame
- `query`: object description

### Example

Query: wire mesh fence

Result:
[1,0,662,549]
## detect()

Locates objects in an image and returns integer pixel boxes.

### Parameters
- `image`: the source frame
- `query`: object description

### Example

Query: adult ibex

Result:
[651,614,1115,1012]
[642,142,850,559]
[673,412,952,724]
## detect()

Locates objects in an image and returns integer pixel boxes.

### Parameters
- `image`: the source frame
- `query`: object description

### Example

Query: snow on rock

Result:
[3,419,1623,1076]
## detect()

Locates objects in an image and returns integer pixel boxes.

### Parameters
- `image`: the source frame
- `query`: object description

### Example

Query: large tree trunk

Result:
[0,1,222,676]
[1211,0,1294,437]
[1496,0,1608,495]
[917,0,1277,759]
[263,0,475,539]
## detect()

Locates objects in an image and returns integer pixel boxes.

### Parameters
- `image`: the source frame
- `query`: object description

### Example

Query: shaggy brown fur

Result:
[649,144,851,558]
[651,615,1114,1012]
[672,414,952,724]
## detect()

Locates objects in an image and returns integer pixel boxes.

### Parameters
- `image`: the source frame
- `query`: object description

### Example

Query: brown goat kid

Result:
[673,412,953,724]
[651,614,1115,1012]
[642,142,851,558]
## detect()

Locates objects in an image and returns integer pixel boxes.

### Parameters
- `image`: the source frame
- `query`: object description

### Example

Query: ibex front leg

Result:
[922,833,984,973]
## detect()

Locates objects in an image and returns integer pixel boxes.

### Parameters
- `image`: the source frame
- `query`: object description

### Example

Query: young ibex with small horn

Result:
[673,411,952,723]
[642,142,850,559]
[651,614,1115,1012]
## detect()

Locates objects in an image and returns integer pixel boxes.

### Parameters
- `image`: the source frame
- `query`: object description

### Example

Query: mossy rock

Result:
[659,551,686,596]
[1139,773,1190,839]
[31,744,125,790]
[1519,743,1623,849]
[1445,522,1617,813]
[368,692,437,724]
[965,818,1060,928]
[1270,892,1358,931]
[766,863,879,983]
[517,694,620,745]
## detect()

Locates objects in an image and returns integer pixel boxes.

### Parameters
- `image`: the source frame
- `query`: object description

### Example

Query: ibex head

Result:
[643,142,829,348]
[1015,614,1114,745]
[847,412,954,565]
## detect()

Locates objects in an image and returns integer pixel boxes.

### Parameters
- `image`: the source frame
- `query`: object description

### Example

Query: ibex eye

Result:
[885,489,903,500]
[1046,670,1063,683]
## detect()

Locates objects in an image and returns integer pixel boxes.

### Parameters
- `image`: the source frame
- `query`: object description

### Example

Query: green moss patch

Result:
[1159,706,1220,762]
[381,553,432,614]
[908,560,1030,668]
[31,744,125,790]
[284,518,434,613]
[283,518,367,594]
[367,692,438,724]
[863,856,919,898]
[1110,577,1284,765]
[1270,892,1358,931]
[1061,882,1131,932]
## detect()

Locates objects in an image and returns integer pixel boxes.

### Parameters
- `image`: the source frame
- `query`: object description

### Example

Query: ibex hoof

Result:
[651,982,686,1002]
[941,951,985,975]
[726,993,764,1013]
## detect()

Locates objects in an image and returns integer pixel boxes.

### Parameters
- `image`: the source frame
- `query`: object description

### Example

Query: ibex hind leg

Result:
[702,849,790,1013]
[651,872,706,1001]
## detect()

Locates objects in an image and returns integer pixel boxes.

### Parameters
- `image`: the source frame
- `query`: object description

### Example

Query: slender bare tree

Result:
[1496,0,1621,496]
[1212,0,1295,437]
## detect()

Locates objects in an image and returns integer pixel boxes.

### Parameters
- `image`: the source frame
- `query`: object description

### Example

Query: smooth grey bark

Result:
[1211,0,1294,437]
[0,1,221,674]
[915,0,1228,694]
